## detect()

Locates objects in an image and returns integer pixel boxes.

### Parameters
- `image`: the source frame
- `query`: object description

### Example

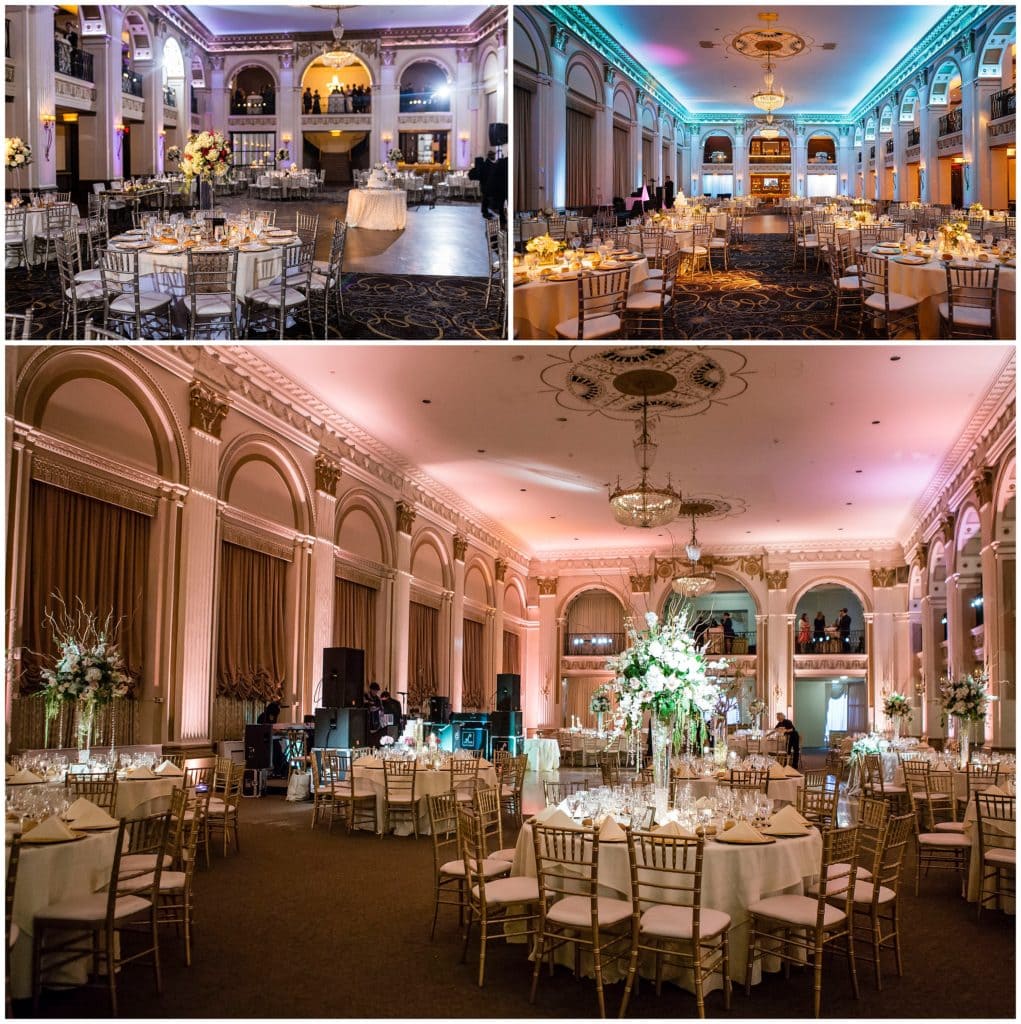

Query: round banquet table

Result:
[522,738,560,773]
[666,769,803,805]
[518,217,593,242]
[346,187,408,231]
[511,820,822,992]
[10,775,182,820]
[893,762,1015,802]
[513,258,650,340]
[880,255,1015,339]
[7,827,120,999]
[352,757,498,835]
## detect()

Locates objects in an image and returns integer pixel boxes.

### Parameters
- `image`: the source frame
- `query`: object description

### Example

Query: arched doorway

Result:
[562,588,626,727]
[300,52,373,182]
[398,60,451,167]
[806,133,838,198]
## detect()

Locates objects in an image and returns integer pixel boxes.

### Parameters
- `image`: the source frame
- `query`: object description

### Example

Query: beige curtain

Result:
[642,134,654,188]
[566,106,593,207]
[567,591,625,634]
[502,629,520,675]
[462,618,485,709]
[333,577,376,682]
[847,681,869,733]
[216,541,287,703]
[565,676,610,728]
[408,601,439,708]
[514,85,532,210]
[613,124,630,199]
[22,480,149,692]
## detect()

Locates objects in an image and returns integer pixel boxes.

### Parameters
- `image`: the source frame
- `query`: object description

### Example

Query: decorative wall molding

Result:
[989,118,1015,141]
[301,114,372,129]
[189,381,228,437]
[871,567,901,588]
[219,505,299,562]
[793,655,869,671]
[31,456,160,518]
[122,94,145,119]
[227,115,277,128]
[334,551,387,589]
[561,658,614,672]
[397,114,454,128]
[54,76,97,107]
[536,576,559,596]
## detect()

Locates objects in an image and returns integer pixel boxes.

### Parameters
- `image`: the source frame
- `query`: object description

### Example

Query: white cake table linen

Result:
[522,738,560,773]
[346,188,407,230]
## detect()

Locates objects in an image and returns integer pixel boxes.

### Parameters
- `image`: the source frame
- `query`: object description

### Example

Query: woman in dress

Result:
[797,613,811,653]
[812,611,827,645]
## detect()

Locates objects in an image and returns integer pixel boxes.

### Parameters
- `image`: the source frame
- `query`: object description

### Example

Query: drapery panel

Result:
[641,135,654,187]
[564,676,610,728]
[612,124,630,199]
[566,591,625,634]
[408,601,439,709]
[462,617,485,709]
[22,480,149,692]
[566,106,593,207]
[514,85,533,210]
[502,629,520,676]
[333,577,377,683]
[847,681,869,734]
[216,541,287,703]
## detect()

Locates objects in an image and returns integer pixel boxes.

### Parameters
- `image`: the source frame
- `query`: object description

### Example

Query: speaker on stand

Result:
[321,647,365,707]
[488,122,507,159]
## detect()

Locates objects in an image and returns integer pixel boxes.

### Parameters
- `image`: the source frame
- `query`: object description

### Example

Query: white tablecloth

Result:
[513,258,650,340]
[522,738,560,773]
[7,828,120,999]
[352,759,498,835]
[512,821,821,991]
[346,188,407,231]
[123,240,285,299]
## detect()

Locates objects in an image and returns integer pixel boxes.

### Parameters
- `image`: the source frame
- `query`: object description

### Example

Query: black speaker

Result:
[244,724,273,769]
[321,647,365,708]
[496,673,521,711]
[490,710,522,738]
[488,122,508,147]
[429,695,451,724]
[314,707,368,749]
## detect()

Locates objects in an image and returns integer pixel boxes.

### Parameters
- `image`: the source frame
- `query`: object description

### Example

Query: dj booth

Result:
[424,712,524,760]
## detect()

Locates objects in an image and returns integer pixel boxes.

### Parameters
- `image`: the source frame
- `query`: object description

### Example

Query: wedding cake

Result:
[366,166,391,189]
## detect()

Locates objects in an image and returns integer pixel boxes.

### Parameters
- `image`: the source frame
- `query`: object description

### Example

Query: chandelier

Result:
[318,50,361,70]
[608,370,681,529]
[751,52,785,113]
[312,5,354,62]
[758,113,780,139]
[671,510,717,597]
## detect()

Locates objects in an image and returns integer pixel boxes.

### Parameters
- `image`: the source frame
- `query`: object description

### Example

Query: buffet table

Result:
[346,187,408,231]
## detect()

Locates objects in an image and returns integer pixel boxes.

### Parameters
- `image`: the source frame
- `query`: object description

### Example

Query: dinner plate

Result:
[618,254,641,262]
[151,244,184,255]
[240,243,271,252]
[760,828,812,838]
[116,240,152,249]
[598,261,623,269]
[265,228,292,236]
[714,832,775,845]
[549,272,579,281]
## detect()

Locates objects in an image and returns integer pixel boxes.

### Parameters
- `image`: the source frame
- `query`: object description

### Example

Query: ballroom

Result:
[512,5,1016,340]
[4,4,508,340]
[4,342,1015,1019]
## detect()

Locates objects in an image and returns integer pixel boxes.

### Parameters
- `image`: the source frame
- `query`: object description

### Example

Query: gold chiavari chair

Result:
[65,770,118,815]
[325,749,377,834]
[499,754,528,824]
[975,792,1016,918]
[542,779,585,807]
[382,759,420,837]
[914,772,972,895]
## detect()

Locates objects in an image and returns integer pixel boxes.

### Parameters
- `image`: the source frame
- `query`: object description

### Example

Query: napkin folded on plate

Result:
[719,820,767,844]
[653,820,696,839]
[598,816,626,842]
[694,796,715,810]
[533,807,580,830]
[23,815,78,842]
[768,805,810,832]
[64,797,118,829]
[154,760,184,776]
[9,768,42,784]
[124,765,156,779]
[981,784,1008,797]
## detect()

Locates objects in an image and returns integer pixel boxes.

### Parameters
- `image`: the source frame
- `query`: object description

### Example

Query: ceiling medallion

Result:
[541,347,751,421]
[728,12,810,61]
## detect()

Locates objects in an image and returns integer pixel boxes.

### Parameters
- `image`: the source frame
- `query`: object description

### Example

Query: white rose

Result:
[645,611,658,627]
[86,667,101,682]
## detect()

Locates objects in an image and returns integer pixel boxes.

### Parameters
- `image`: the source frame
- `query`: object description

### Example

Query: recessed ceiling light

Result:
[511,354,525,362]
[838,527,844,531]
[550,515,557,520]
[846,501,853,506]
[855,469,863,474]
[421,399,431,404]
[556,417,567,423]
[477,449,486,453]
[890,355,901,362]
[871,420,880,425]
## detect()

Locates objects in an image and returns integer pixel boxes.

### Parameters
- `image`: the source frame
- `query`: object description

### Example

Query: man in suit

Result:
[365,682,384,746]
[838,608,853,651]
[663,176,675,208]
[722,612,736,654]
[381,690,403,739]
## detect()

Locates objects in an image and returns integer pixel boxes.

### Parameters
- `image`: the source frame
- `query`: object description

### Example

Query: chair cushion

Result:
[938,302,992,327]
[547,895,632,928]
[182,294,234,316]
[845,264,859,275]
[440,857,511,879]
[709,238,728,248]
[626,291,671,311]
[934,821,966,833]
[490,848,517,863]
[246,285,307,309]
[640,903,730,939]
[119,853,173,875]
[917,832,971,848]
[748,894,846,928]
[109,292,171,313]
[864,292,919,312]
[827,862,872,880]
[985,848,1016,866]
[304,272,331,291]
[678,246,708,256]
[74,268,103,284]
[645,268,665,279]
[554,314,621,340]
[838,275,860,289]
[66,283,105,301]
[472,876,540,904]
[849,880,897,904]
[36,894,152,923]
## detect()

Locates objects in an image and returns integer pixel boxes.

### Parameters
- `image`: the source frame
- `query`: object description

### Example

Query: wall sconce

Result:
[458,131,470,141]
[41,113,56,161]
[381,131,393,144]
[281,133,292,143]
[115,123,127,157]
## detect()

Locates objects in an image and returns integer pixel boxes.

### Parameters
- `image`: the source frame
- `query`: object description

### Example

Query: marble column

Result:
[454,48,474,172]
[921,102,942,204]
[547,42,568,209]
[377,52,399,166]
[494,31,507,123]
[592,74,614,208]
[390,505,413,702]
[12,6,59,190]
[308,456,340,709]
[449,540,466,712]
[630,112,642,193]
[277,51,299,170]
[173,383,228,745]
[962,72,998,207]
[734,126,747,198]
[688,135,701,199]
[136,49,165,177]
[837,128,852,197]
[653,115,664,192]
[536,579,559,728]
[208,56,228,134]
[944,572,969,680]
[792,128,807,198]
[755,613,768,708]
[919,594,946,737]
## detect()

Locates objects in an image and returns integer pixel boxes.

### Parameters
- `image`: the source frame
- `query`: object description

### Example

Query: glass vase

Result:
[713,716,729,769]
[650,713,676,820]
[77,701,94,761]
[199,179,214,212]
[957,717,971,769]
[596,711,604,735]
[892,716,902,743]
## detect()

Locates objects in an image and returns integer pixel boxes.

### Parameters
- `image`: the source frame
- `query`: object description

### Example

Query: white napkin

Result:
[154,760,184,776]
[9,768,42,784]
[598,816,626,842]
[5,762,15,779]
[534,807,579,830]
[124,765,156,779]
[719,820,767,844]
[23,815,77,842]
[768,805,810,831]
[783,766,802,778]
[694,796,715,810]
[673,764,696,779]
[654,819,696,839]
[63,798,117,829]
[981,784,1007,797]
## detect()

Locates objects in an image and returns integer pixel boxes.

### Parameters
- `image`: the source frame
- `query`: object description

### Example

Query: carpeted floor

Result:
[14,766,1015,1020]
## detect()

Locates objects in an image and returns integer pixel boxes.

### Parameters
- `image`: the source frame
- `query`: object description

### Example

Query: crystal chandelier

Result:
[671,511,716,597]
[758,113,780,140]
[751,52,786,113]
[608,370,681,530]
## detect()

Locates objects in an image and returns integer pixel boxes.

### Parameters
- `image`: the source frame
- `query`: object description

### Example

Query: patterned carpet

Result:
[660,233,859,341]
[3,265,504,341]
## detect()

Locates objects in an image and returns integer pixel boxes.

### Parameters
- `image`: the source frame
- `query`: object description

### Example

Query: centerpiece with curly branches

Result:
[748,697,767,731]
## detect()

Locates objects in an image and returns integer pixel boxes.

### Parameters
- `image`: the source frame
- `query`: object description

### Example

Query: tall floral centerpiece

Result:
[5,136,33,195]
[589,687,612,734]
[181,130,231,211]
[939,672,989,768]
[882,691,912,741]
[276,147,290,167]
[38,600,132,753]
[748,697,767,733]
[607,610,722,815]
[165,145,181,169]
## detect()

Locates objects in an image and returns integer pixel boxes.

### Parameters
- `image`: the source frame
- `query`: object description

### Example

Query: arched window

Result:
[399,60,451,113]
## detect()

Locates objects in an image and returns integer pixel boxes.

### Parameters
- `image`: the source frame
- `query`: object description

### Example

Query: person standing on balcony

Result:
[838,608,853,652]
[722,612,736,654]
[797,613,810,653]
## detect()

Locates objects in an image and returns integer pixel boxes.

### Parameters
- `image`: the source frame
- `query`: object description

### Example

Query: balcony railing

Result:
[749,154,790,164]
[907,127,920,147]
[698,629,757,656]
[885,138,895,154]
[122,69,143,98]
[991,86,1015,121]
[563,632,626,657]
[54,38,94,83]
[163,85,176,108]
[795,629,867,655]
[938,107,963,137]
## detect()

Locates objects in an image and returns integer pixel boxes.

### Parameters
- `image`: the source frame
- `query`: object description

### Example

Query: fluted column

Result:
[453,47,474,171]
[208,56,228,133]
[449,538,466,712]
[593,71,615,207]
[734,126,747,198]
[377,50,399,165]
[921,101,942,203]
[308,454,340,709]
[77,19,124,182]
[391,502,414,701]
[962,74,998,207]
[536,578,559,728]
[11,5,59,189]
[792,126,807,198]
[277,50,299,170]
[919,593,946,736]
[837,127,852,197]
[135,45,164,176]
[944,572,969,680]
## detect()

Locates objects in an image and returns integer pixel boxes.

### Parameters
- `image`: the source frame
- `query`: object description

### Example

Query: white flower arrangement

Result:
[5,136,32,169]
[379,735,394,747]
[939,672,989,723]
[606,609,724,745]
[387,148,402,164]
[938,219,970,248]
[748,698,767,718]
[181,130,232,181]
[276,147,290,163]
[589,687,612,715]
[851,734,886,756]
[882,691,912,720]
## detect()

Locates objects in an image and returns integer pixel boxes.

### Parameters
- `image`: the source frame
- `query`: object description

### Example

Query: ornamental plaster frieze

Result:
[218,502,308,561]
[220,518,295,563]
[334,552,389,589]
[31,456,161,518]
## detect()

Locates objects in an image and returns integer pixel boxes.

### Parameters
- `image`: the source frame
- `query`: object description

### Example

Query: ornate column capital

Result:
[395,500,416,535]
[453,534,468,561]
[871,567,899,588]
[765,570,789,590]
[494,558,507,582]
[536,576,559,597]
[550,25,568,53]
[972,467,994,507]
[603,63,616,86]
[188,381,228,438]
[381,48,397,67]
[314,451,342,496]
[629,573,651,594]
